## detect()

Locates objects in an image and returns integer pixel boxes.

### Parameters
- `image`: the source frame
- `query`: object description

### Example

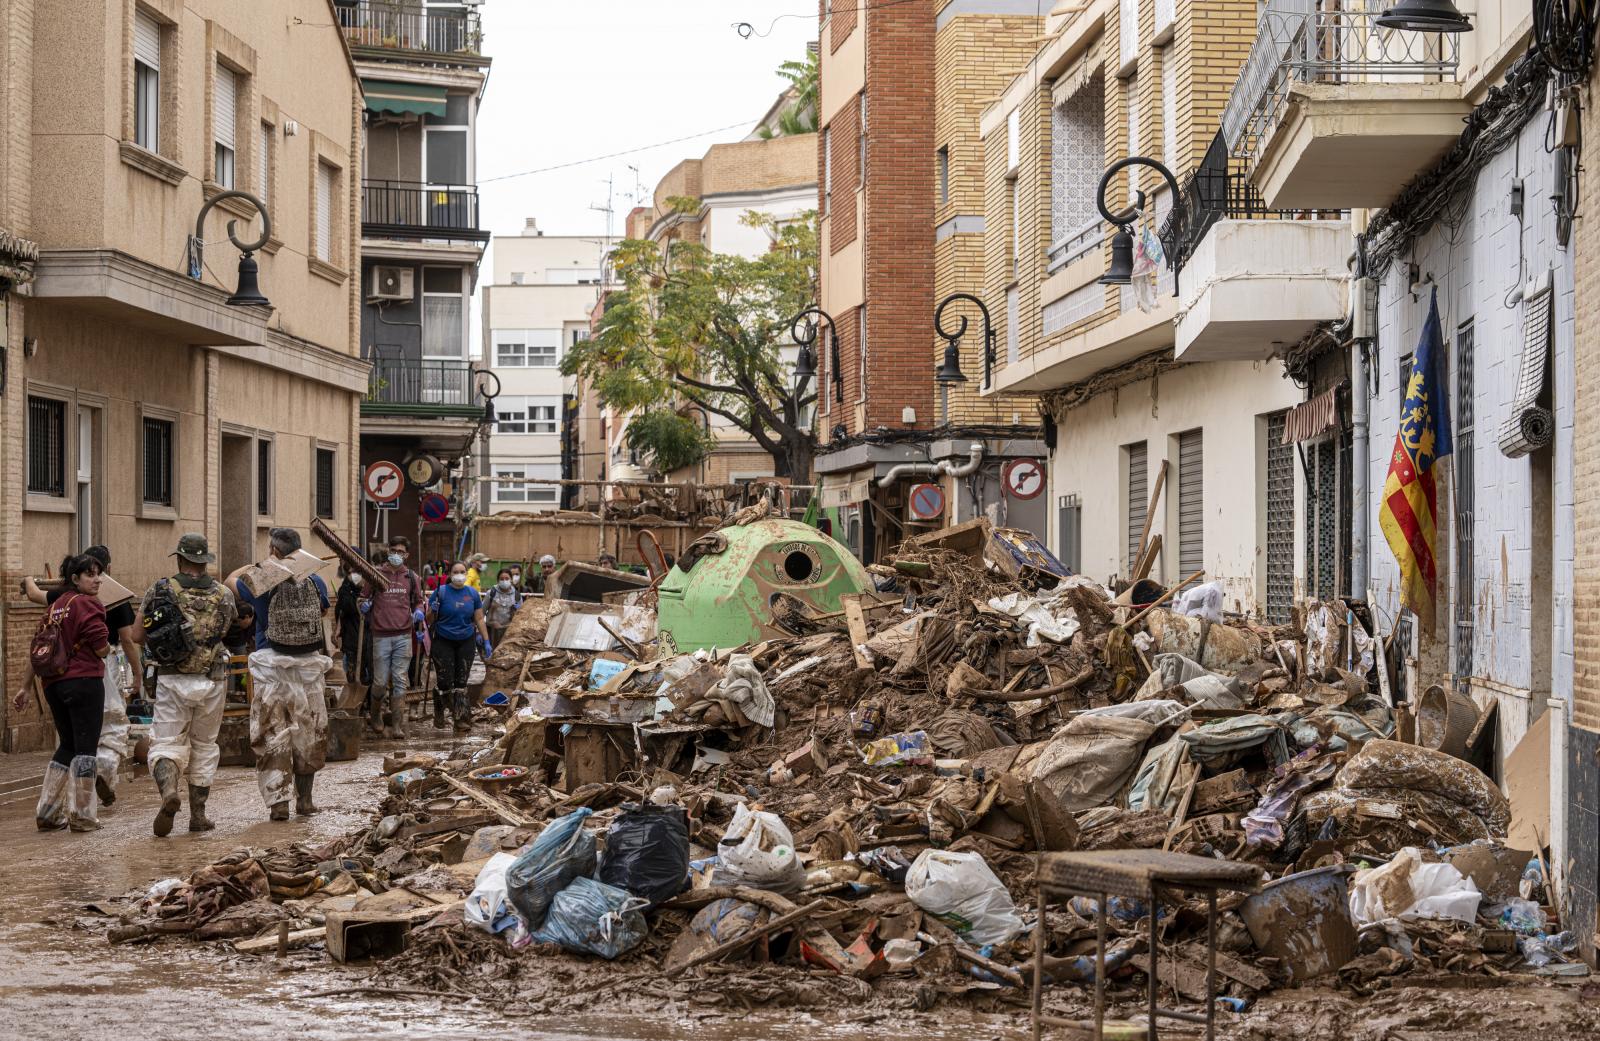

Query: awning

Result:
[364,80,447,118]
[1282,385,1342,444]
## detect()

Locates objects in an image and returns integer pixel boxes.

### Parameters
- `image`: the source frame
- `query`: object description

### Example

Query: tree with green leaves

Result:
[756,49,819,139]
[562,205,819,480]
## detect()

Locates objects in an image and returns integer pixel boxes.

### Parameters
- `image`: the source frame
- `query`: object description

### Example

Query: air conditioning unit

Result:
[369,265,414,302]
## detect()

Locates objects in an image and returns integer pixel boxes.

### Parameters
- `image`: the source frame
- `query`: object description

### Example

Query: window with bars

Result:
[142,417,174,507]
[1125,441,1148,573]
[27,396,67,496]
[1265,411,1294,624]
[315,447,336,519]
[1455,319,1475,688]
[256,439,272,515]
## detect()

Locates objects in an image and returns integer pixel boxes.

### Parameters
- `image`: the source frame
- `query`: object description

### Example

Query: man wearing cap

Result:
[231,528,331,822]
[136,534,237,837]
[464,553,489,592]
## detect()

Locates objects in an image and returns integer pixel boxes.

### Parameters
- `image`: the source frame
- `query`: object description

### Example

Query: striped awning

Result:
[364,80,447,118]
[1282,386,1341,444]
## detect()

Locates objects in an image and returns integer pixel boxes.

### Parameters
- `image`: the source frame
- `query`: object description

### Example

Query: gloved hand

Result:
[358,600,371,615]
[412,607,426,623]
[481,639,493,658]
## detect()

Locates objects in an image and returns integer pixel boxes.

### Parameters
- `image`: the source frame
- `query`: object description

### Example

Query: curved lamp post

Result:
[190,190,273,307]
[933,293,997,421]
[790,306,841,403]
[1095,156,1181,296]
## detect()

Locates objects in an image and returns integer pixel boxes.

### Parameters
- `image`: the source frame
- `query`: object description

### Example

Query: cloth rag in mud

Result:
[1178,713,1293,771]
[1242,752,1342,848]
[1349,847,1483,926]
[1029,714,1157,812]
[506,807,597,930]
[712,803,805,893]
[152,858,270,927]
[530,876,649,959]
[1172,581,1224,623]
[985,591,1080,647]
[905,848,1024,946]
[1134,652,1247,709]
[707,653,775,728]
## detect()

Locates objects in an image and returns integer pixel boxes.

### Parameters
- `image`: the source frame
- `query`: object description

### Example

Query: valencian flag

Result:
[1379,288,1453,633]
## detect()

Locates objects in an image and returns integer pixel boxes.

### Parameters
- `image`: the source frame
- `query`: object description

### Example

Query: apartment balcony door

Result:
[75,406,99,550]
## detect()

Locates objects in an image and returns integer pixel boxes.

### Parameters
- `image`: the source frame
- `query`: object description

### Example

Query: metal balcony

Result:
[335,1,483,58]
[365,357,480,411]
[1220,0,1465,209]
[361,180,489,242]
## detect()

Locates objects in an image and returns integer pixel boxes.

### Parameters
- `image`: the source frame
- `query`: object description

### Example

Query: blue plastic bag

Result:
[506,807,596,930]
[530,876,649,959]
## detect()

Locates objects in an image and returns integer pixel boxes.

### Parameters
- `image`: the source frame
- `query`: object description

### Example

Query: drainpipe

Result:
[878,442,985,486]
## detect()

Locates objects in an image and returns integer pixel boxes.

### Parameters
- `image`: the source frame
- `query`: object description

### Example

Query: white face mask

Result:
[351,573,364,587]
[497,580,513,592]
[387,553,404,567]
[450,573,467,587]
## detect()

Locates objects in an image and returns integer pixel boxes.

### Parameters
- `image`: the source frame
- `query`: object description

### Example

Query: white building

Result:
[481,220,607,512]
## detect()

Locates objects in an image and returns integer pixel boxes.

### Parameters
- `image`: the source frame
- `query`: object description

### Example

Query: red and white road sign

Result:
[908,482,946,520]
[363,460,404,503]
[1002,458,1045,500]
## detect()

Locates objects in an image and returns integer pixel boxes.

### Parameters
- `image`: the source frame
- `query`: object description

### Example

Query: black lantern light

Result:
[1098,226,1137,286]
[191,190,273,309]
[935,340,968,385]
[1095,156,1182,295]
[1375,0,1472,33]
[788,307,837,401]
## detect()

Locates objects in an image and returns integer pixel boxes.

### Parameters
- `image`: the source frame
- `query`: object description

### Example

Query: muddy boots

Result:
[432,689,448,730]
[67,756,100,832]
[366,689,385,735]
[95,770,116,808]
[35,760,69,831]
[385,690,406,740]
[152,758,182,837]
[451,689,471,733]
[294,773,319,815]
[188,784,215,832]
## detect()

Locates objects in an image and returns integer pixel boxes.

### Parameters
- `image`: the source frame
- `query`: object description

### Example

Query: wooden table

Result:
[1031,850,1259,1041]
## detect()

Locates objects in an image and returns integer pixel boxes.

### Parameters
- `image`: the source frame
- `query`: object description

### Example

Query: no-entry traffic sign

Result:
[1002,458,1045,500]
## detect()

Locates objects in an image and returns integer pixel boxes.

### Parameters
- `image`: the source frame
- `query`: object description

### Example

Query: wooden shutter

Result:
[214,64,237,150]
[258,122,271,195]
[1177,429,1204,584]
[315,161,334,260]
[134,10,160,69]
[1125,441,1147,572]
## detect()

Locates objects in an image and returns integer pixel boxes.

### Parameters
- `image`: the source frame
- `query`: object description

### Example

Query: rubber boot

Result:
[95,772,116,808]
[452,689,471,733]
[432,689,448,730]
[270,801,290,821]
[187,784,215,832]
[67,756,100,832]
[366,689,385,734]
[386,691,406,740]
[294,773,319,816]
[36,760,69,831]
[152,759,182,837]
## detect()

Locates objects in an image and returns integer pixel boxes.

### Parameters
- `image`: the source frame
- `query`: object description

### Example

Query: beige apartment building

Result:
[0,0,366,750]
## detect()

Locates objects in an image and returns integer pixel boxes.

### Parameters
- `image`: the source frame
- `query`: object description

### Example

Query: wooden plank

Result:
[438,772,536,827]
[671,899,829,974]
[1132,533,1162,582]
[842,595,872,669]
[235,900,465,954]
[1133,459,1169,567]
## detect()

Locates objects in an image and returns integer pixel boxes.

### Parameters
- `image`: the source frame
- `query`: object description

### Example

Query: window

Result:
[509,271,525,285]
[1006,109,1020,172]
[315,447,336,519]
[495,339,527,367]
[1126,76,1140,201]
[133,9,161,152]
[1264,412,1294,624]
[495,397,559,434]
[493,330,558,367]
[1050,75,1106,257]
[1009,178,1020,280]
[27,396,66,497]
[857,93,867,187]
[424,93,470,186]
[214,63,238,188]
[142,416,174,507]
[422,266,464,357]
[1006,286,1020,366]
[1124,440,1148,573]
[1119,0,1139,71]
[822,127,832,214]
[255,438,272,516]
[258,120,273,200]
[1160,49,1178,167]
[1057,493,1082,573]
[495,464,560,504]
[315,160,336,262]
[936,146,949,205]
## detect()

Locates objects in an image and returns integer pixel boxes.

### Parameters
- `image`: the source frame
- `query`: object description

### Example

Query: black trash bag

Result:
[597,803,690,907]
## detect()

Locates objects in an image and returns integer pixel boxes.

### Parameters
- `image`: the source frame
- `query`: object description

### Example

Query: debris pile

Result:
[98,518,1583,1020]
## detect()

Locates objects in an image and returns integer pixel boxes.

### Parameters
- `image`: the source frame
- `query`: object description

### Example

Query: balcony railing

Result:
[336,1,483,57]
[366,357,479,409]
[1221,0,1461,168]
[361,180,488,242]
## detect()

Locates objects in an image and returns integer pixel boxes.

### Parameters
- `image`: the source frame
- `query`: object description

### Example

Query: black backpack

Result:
[143,579,196,667]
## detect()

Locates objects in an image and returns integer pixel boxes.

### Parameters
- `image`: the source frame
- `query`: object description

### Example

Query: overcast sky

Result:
[475,2,816,241]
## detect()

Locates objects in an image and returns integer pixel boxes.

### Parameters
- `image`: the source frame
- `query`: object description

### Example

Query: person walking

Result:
[483,568,521,649]
[21,554,111,832]
[360,535,424,738]
[331,564,371,688]
[22,544,139,808]
[531,554,557,595]
[427,561,489,732]
[136,534,237,837]
[464,553,490,592]
[234,528,331,822]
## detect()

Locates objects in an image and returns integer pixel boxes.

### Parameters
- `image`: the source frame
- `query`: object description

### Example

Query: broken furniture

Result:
[1031,850,1259,1041]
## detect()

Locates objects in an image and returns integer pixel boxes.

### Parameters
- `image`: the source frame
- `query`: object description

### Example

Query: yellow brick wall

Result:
[1574,63,1600,734]
[934,13,1041,425]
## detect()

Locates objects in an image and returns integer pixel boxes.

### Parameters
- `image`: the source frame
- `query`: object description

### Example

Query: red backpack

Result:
[30,593,80,680]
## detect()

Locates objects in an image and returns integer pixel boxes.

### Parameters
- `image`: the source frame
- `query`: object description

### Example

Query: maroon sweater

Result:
[361,565,422,637]
[52,593,110,681]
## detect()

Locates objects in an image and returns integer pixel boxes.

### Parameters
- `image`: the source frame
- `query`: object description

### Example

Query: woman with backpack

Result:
[21,554,111,832]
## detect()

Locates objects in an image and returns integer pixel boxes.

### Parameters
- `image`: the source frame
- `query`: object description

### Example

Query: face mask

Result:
[497,580,512,592]
[387,554,404,567]
[450,573,467,587]
[351,574,364,587]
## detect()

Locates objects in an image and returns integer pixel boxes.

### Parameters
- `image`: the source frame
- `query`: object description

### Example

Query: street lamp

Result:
[934,292,995,422]
[1095,156,1181,296]
[189,190,273,307]
[1375,0,1473,33]
[790,307,840,402]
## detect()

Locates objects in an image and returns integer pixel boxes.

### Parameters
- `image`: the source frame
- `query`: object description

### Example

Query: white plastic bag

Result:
[466,852,524,936]
[905,849,1024,946]
[711,803,804,893]
[1349,847,1482,926]
[1173,581,1224,624]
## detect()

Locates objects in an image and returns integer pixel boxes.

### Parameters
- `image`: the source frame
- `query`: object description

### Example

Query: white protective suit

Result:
[247,649,330,808]
[96,649,133,795]
[148,672,227,787]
